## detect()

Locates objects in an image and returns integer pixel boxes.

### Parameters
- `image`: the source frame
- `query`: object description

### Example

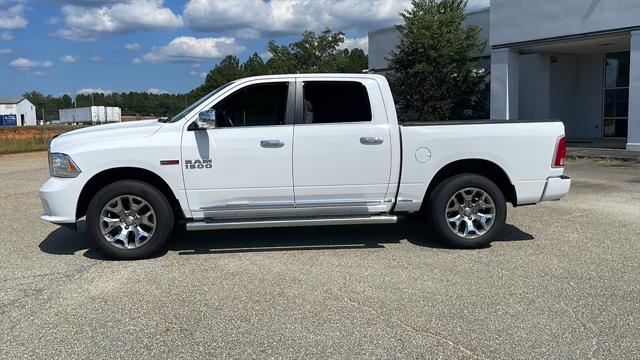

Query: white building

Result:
[368,0,640,150]
[0,97,37,126]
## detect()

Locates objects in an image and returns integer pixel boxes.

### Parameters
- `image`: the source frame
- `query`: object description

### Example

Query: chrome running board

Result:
[186,214,398,231]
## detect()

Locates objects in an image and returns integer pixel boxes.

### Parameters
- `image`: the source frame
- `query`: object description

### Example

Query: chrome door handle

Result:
[260,139,285,148]
[360,136,384,145]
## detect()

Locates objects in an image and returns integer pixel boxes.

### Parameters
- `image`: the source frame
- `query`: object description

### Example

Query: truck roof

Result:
[232,73,387,82]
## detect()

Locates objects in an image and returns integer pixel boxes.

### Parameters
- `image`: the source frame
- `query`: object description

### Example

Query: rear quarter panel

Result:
[397,121,566,210]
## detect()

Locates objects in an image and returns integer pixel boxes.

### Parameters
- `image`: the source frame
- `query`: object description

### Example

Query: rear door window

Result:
[301,81,372,124]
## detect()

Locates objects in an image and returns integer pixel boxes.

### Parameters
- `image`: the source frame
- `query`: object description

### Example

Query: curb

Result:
[567,149,640,164]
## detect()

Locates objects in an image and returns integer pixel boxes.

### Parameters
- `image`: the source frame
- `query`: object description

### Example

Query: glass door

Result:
[603,52,630,138]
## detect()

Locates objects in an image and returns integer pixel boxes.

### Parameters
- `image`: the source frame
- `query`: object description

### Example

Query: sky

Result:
[0,0,490,97]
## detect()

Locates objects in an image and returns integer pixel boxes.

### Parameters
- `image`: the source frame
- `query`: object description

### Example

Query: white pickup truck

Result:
[40,74,570,259]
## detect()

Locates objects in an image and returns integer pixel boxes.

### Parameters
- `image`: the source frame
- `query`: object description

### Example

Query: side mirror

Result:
[196,109,216,129]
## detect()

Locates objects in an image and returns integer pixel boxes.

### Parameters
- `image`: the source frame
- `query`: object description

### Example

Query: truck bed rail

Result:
[400,119,561,126]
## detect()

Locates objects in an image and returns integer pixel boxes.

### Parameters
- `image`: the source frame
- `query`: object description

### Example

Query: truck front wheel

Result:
[86,180,174,260]
[426,174,506,248]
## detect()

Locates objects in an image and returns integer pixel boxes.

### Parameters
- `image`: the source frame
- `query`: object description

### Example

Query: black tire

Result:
[426,174,506,248]
[86,180,174,260]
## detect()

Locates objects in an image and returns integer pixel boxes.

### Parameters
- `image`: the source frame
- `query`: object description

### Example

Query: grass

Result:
[0,139,49,154]
[0,126,85,155]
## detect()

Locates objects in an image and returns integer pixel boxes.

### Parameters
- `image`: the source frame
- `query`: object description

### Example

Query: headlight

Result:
[49,153,81,178]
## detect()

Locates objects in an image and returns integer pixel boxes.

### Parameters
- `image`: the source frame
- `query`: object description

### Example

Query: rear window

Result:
[302,81,372,124]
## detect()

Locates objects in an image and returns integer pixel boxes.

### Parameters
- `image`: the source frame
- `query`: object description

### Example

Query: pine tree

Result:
[388,0,489,121]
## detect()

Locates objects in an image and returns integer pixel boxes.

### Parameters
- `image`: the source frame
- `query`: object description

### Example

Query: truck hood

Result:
[51,120,164,152]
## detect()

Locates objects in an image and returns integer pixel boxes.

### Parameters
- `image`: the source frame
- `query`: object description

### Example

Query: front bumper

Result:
[541,175,571,202]
[39,176,84,225]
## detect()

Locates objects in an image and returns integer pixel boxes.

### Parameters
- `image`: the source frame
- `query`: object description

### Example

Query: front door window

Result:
[603,52,630,138]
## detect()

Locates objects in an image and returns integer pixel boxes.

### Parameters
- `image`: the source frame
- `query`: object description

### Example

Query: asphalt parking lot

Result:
[1,152,639,359]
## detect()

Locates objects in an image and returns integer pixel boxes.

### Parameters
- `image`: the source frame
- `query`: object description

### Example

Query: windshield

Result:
[168,81,235,123]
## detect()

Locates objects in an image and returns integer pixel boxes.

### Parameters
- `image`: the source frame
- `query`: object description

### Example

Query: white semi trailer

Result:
[105,107,121,122]
[59,106,121,124]
[97,106,106,123]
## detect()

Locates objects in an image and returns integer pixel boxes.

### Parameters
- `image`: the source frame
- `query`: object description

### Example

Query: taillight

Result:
[553,136,567,168]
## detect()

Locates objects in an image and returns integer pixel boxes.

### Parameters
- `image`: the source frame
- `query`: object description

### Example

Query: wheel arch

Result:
[76,167,183,220]
[421,159,517,208]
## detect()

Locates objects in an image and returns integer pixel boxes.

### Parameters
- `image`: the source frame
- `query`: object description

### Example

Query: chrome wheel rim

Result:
[99,195,156,249]
[445,187,496,239]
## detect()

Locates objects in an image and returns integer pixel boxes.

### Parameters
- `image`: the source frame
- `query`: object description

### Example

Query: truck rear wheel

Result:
[86,180,174,260]
[426,174,506,248]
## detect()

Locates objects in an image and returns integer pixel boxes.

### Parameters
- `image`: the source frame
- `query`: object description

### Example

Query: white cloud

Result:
[123,42,140,51]
[60,54,78,63]
[190,63,200,68]
[76,88,112,95]
[0,48,12,55]
[55,0,183,41]
[340,36,368,53]
[146,87,169,94]
[0,31,13,40]
[9,57,54,70]
[183,0,410,37]
[47,17,61,25]
[0,1,28,30]
[29,71,47,76]
[59,1,123,5]
[183,0,491,37]
[136,36,245,64]
[53,28,95,42]
[190,70,208,78]
[91,55,102,62]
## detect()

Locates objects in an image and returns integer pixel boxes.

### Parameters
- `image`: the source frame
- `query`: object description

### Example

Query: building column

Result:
[628,31,640,151]
[490,48,520,120]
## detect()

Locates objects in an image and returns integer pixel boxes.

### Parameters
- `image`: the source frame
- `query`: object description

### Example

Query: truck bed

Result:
[396,120,566,209]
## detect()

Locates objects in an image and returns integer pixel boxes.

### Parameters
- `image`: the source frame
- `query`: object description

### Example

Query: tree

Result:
[335,48,368,73]
[59,94,73,109]
[189,55,244,101]
[242,52,267,76]
[203,55,244,90]
[388,0,489,121]
[266,28,366,73]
